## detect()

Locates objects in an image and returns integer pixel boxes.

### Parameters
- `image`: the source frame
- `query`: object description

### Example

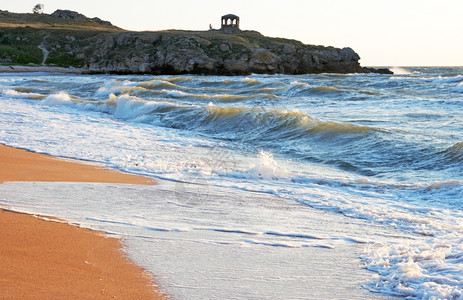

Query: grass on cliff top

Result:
[154,29,328,51]
[0,10,123,32]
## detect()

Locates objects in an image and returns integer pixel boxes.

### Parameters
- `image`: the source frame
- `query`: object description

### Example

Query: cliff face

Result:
[0,10,391,75]
[82,31,383,75]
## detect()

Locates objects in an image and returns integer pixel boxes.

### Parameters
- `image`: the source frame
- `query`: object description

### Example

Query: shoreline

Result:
[0,64,393,75]
[0,65,86,74]
[0,144,165,299]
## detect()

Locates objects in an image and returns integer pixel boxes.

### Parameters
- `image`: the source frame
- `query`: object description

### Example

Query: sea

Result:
[1,67,463,299]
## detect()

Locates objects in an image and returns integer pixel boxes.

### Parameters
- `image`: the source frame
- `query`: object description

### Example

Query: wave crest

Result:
[42,92,73,105]
[442,142,463,162]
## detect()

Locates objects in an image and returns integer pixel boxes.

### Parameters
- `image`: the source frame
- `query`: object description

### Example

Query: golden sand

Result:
[0,144,165,299]
[0,144,154,185]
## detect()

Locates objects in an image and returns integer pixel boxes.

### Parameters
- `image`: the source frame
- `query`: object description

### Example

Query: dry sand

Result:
[0,144,154,185]
[0,144,165,299]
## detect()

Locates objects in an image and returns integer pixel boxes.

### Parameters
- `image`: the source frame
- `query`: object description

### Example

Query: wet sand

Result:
[0,144,165,299]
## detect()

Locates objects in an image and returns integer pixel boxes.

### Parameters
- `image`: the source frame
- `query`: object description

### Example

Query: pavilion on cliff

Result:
[221,14,240,33]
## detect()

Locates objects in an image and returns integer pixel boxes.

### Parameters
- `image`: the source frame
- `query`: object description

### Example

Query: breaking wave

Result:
[1,88,44,100]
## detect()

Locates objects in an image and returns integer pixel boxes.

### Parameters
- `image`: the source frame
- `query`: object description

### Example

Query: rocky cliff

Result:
[0,10,391,75]
[82,30,390,75]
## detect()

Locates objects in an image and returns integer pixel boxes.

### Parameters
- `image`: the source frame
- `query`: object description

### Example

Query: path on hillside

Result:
[38,45,49,65]
[38,34,50,65]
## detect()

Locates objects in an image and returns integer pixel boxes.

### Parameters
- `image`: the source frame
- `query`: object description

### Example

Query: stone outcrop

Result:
[53,30,390,75]
[50,10,113,26]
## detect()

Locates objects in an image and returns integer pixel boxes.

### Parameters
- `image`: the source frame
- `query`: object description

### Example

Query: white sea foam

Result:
[248,150,289,180]
[390,67,411,75]
[432,75,463,84]
[365,233,463,298]
[41,91,73,105]
[94,80,139,97]
[215,150,291,183]
[285,81,311,96]
[244,77,261,85]
[3,89,24,98]
[2,89,43,99]
[110,94,158,119]
[455,82,463,93]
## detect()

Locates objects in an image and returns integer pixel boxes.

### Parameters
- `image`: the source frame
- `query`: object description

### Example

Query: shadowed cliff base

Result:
[0,9,392,75]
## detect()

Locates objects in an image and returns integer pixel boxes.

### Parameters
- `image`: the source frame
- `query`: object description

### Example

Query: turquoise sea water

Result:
[1,67,463,299]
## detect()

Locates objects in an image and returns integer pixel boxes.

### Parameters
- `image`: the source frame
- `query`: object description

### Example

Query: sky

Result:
[2,0,463,66]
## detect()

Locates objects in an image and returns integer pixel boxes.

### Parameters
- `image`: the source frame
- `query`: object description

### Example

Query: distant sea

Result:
[1,67,463,299]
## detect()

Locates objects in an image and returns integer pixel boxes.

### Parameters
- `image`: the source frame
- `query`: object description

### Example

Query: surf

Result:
[2,68,463,299]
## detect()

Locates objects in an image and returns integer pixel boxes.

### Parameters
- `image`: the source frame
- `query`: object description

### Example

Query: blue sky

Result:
[3,0,463,66]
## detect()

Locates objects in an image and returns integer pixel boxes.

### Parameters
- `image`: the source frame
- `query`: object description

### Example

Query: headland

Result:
[0,9,391,75]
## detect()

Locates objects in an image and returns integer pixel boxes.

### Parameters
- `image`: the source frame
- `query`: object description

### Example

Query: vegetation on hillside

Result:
[0,27,44,65]
[0,9,121,66]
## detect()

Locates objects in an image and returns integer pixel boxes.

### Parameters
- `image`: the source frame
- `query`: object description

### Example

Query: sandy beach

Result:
[0,144,164,299]
[0,144,154,185]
